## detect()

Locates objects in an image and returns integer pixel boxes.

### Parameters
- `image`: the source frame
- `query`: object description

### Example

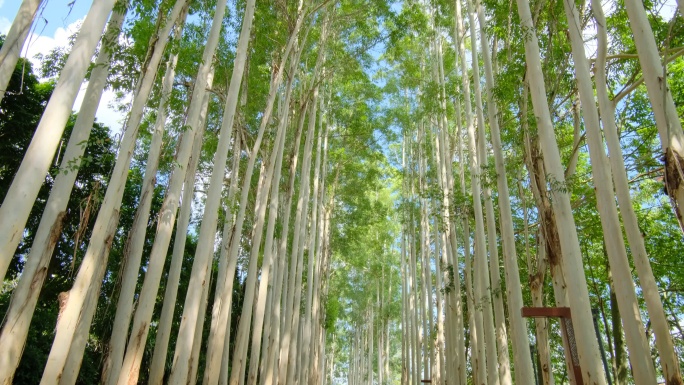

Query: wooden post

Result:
[522,307,584,385]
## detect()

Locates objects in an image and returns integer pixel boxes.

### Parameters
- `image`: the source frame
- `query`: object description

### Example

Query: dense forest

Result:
[0,0,682,384]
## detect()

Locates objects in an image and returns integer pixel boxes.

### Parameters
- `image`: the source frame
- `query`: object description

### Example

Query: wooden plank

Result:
[521,306,571,318]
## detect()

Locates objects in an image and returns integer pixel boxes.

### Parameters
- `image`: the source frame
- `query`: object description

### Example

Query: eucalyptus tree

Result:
[98,1,227,382]
[473,2,535,383]
[102,6,189,382]
[247,26,309,385]
[453,0,487,381]
[621,0,684,233]
[0,0,117,283]
[514,0,608,383]
[261,95,309,385]
[592,2,683,383]
[0,7,126,381]
[0,0,44,104]
[197,3,304,384]
[562,0,656,383]
[37,1,191,382]
[141,0,251,381]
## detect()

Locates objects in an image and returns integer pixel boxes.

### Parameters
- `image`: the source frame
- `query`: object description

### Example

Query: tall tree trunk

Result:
[0,7,126,381]
[514,0,608,383]
[0,0,44,104]
[39,2,189,382]
[200,5,303,384]
[110,1,226,382]
[261,98,308,385]
[0,0,116,282]
[530,228,555,385]
[464,0,497,381]
[187,258,213,385]
[623,0,684,234]
[454,0,483,381]
[246,43,306,385]
[475,2,534,383]
[563,1,657,383]
[147,66,218,385]
[282,83,318,385]
[592,2,683,383]
[610,282,629,385]
[102,7,188,383]
[228,62,292,385]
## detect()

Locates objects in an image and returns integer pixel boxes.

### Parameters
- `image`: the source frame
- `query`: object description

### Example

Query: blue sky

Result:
[0,0,91,37]
[1,0,126,130]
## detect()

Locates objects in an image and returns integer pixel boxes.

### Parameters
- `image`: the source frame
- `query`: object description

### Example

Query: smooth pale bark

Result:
[199,5,304,385]
[187,258,213,385]
[454,0,483,381]
[39,3,188,382]
[437,39,462,385]
[448,29,468,385]
[0,0,115,282]
[281,90,318,385]
[302,100,324,385]
[369,305,374,385]
[59,262,107,385]
[147,68,216,385]
[563,1,656,383]
[623,0,684,232]
[248,60,302,385]
[164,0,249,375]
[417,120,431,382]
[429,88,445,385]
[226,108,274,385]
[432,37,453,385]
[102,9,188,383]
[592,2,683,383]
[261,101,308,385]
[300,21,329,385]
[401,230,408,385]
[455,1,486,382]
[483,192,510,385]
[0,0,44,103]
[530,227,555,385]
[466,3,500,384]
[112,2,225,383]
[217,74,251,385]
[475,2,534,383]
[515,0,608,383]
[0,7,125,381]
[309,104,329,385]
[228,77,290,385]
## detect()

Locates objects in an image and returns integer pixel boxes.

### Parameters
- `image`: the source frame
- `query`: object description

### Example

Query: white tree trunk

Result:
[102,9,188,382]
[302,100,324,385]
[187,259,213,385]
[39,2,188,381]
[0,0,116,282]
[198,3,302,384]
[592,2,683,383]
[146,66,216,385]
[515,0,608,383]
[0,0,44,104]
[475,3,531,383]
[0,8,125,382]
[623,0,684,232]
[281,86,318,385]
[563,1,657,383]
[247,59,302,385]
[261,99,308,385]
[228,80,290,385]
[111,2,225,382]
